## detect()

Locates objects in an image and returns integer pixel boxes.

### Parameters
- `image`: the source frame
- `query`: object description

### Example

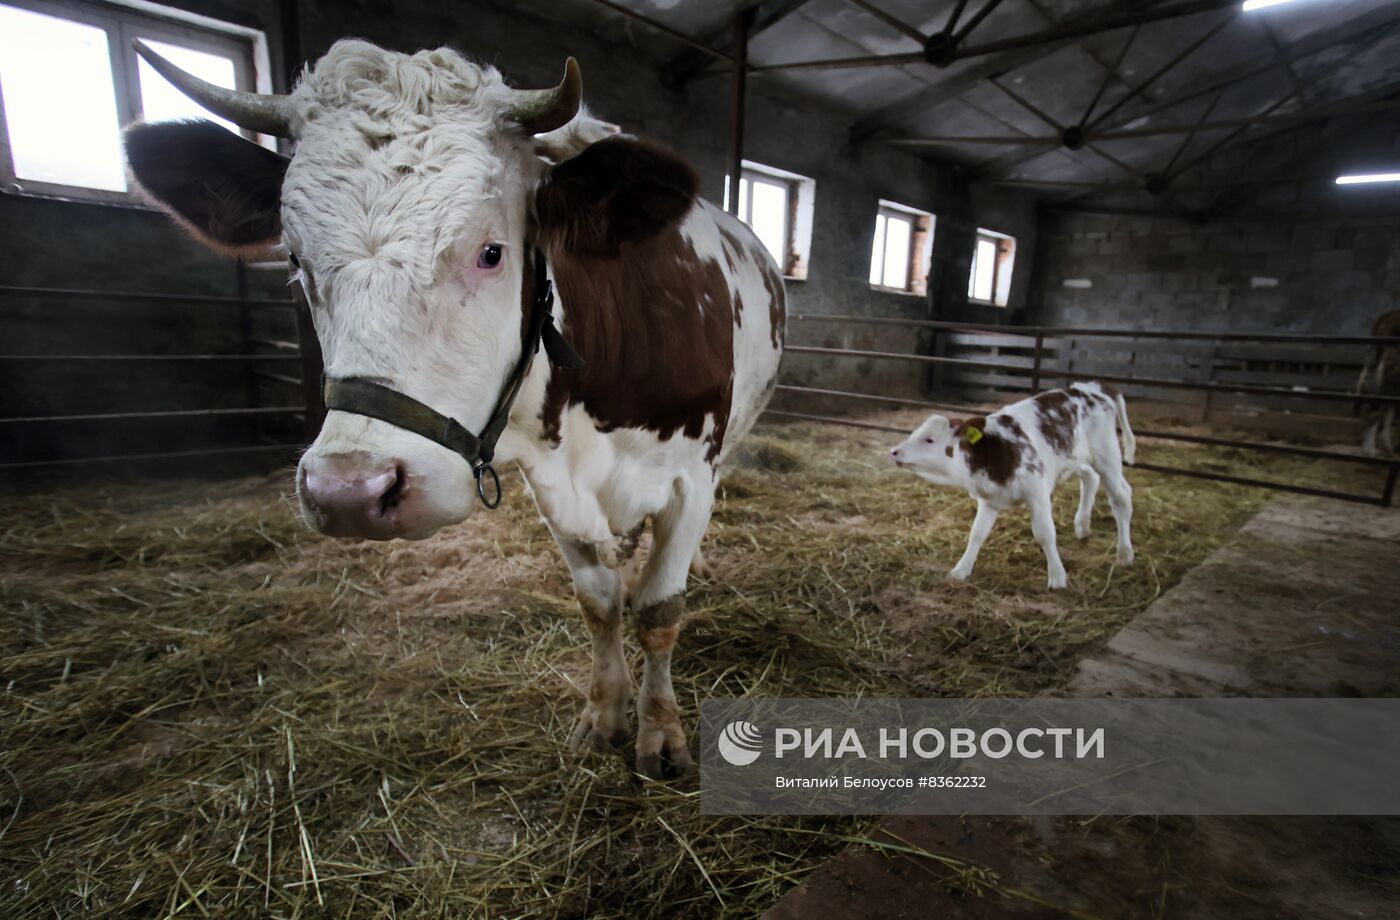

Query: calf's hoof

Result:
[1074,522,1091,540]
[947,567,972,583]
[1116,546,1135,566]
[1047,573,1068,590]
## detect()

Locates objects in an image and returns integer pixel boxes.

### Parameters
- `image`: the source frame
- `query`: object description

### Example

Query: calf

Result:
[890,382,1136,589]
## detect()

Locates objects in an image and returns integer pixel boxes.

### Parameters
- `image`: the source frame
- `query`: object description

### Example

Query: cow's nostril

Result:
[377,466,406,514]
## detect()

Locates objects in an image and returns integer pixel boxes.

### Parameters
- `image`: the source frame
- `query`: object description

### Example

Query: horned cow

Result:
[122,40,785,778]
[890,382,1136,589]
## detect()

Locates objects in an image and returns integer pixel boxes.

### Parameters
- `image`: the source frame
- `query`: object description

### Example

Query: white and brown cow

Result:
[890,382,1136,589]
[122,40,785,777]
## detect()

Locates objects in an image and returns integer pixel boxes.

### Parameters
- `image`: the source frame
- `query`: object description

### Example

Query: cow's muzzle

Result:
[299,452,407,539]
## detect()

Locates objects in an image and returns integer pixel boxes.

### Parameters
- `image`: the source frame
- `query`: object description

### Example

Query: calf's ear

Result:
[535,136,697,257]
[124,120,289,256]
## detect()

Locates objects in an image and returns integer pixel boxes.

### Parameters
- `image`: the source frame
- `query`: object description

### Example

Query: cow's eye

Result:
[477,243,504,270]
[923,437,934,444]
[288,251,301,269]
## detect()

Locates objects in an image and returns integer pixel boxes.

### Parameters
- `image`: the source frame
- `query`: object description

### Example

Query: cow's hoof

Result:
[1116,547,1135,567]
[1075,522,1091,540]
[1047,574,1068,590]
[569,704,628,751]
[947,568,971,583]
[636,737,693,781]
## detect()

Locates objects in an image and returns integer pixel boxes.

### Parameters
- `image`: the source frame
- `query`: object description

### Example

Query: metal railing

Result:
[1,285,308,471]
[771,315,1400,507]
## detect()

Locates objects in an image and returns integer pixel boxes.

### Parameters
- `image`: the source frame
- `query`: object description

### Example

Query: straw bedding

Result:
[0,410,1372,917]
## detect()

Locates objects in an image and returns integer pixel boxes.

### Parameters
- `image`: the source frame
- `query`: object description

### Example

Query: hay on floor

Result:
[0,411,1381,917]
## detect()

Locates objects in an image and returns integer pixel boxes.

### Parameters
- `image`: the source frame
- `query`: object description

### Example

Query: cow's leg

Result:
[1029,488,1069,589]
[631,477,713,779]
[949,500,999,582]
[1362,417,1380,456]
[689,547,712,580]
[552,533,631,750]
[1074,465,1100,540]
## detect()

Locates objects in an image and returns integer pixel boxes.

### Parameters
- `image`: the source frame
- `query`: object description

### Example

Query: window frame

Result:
[869,200,933,295]
[0,0,263,204]
[967,227,1016,307]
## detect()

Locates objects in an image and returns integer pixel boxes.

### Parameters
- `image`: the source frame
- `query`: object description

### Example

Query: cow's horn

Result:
[133,40,293,137]
[504,58,582,135]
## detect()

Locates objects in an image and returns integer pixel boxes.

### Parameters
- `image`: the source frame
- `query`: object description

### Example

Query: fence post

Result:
[1383,461,1399,508]
[1030,332,1043,394]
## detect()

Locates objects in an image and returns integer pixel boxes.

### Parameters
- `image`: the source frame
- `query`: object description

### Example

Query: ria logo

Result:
[718,720,763,766]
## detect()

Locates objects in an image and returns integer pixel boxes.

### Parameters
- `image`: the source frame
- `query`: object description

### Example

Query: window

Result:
[723,160,815,280]
[869,200,934,294]
[968,228,1016,306]
[0,0,268,202]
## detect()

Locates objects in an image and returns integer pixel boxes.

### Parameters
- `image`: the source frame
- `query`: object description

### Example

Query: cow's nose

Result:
[299,452,406,539]
[890,447,902,460]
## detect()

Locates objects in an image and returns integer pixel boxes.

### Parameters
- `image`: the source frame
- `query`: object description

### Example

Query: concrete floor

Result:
[765,496,1400,919]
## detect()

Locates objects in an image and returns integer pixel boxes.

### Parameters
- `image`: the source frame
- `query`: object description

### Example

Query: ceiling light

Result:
[1336,173,1400,185]
[1243,0,1296,10]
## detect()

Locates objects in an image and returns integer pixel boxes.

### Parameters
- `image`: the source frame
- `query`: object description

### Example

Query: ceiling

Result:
[522,0,1400,216]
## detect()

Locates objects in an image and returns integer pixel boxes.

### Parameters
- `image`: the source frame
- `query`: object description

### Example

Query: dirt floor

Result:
[0,410,1394,918]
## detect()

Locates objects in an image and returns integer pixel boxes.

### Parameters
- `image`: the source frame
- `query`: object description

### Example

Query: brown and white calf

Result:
[890,383,1136,589]
[122,41,784,777]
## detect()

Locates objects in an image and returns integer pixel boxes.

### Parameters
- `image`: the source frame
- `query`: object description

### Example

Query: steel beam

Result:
[665,0,812,84]
[728,9,751,217]
[761,0,1240,74]
[972,6,1400,181]
[844,0,924,43]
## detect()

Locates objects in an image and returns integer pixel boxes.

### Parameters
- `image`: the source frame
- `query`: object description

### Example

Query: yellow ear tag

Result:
[965,427,983,444]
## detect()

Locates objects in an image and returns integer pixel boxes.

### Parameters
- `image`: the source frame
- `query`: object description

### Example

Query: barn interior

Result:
[2,0,1399,917]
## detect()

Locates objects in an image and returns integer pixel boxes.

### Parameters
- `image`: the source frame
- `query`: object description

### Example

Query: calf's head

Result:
[124,40,695,540]
[891,414,984,485]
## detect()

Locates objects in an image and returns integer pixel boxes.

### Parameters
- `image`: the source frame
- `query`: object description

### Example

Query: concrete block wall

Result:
[1032,211,1400,335]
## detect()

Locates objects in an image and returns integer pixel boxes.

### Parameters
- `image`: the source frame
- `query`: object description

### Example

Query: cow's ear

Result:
[124,120,289,256]
[535,136,697,257]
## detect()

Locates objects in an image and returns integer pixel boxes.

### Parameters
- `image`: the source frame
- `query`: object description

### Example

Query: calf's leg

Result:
[1099,465,1135,566]
[630,475,714,779]
[1028,488,1069,589]
[553,533,630,750]
[949,500,999,582]
[1074,465,1100,540]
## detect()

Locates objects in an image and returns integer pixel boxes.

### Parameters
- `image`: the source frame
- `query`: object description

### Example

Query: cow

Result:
[889,383,1135,589]
[1357,310,1400,456]
[121,40,786,778]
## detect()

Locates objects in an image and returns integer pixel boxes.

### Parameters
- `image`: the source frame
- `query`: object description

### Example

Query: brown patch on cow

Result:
[536,138,739,464]
[542,225,735,463]
[1033,390,1078,456]
[955,416,1021,485]
[636,594,685,631]
[536,137,698,257]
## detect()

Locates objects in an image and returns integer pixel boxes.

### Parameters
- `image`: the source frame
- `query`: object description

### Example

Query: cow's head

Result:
[125,41,696,540]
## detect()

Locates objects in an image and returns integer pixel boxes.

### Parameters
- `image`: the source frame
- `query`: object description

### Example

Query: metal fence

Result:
[770,314,1400,507]
[0,282,311,471]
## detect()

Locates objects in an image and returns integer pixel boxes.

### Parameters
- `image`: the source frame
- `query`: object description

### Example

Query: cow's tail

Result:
[1114,390,1136,466]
